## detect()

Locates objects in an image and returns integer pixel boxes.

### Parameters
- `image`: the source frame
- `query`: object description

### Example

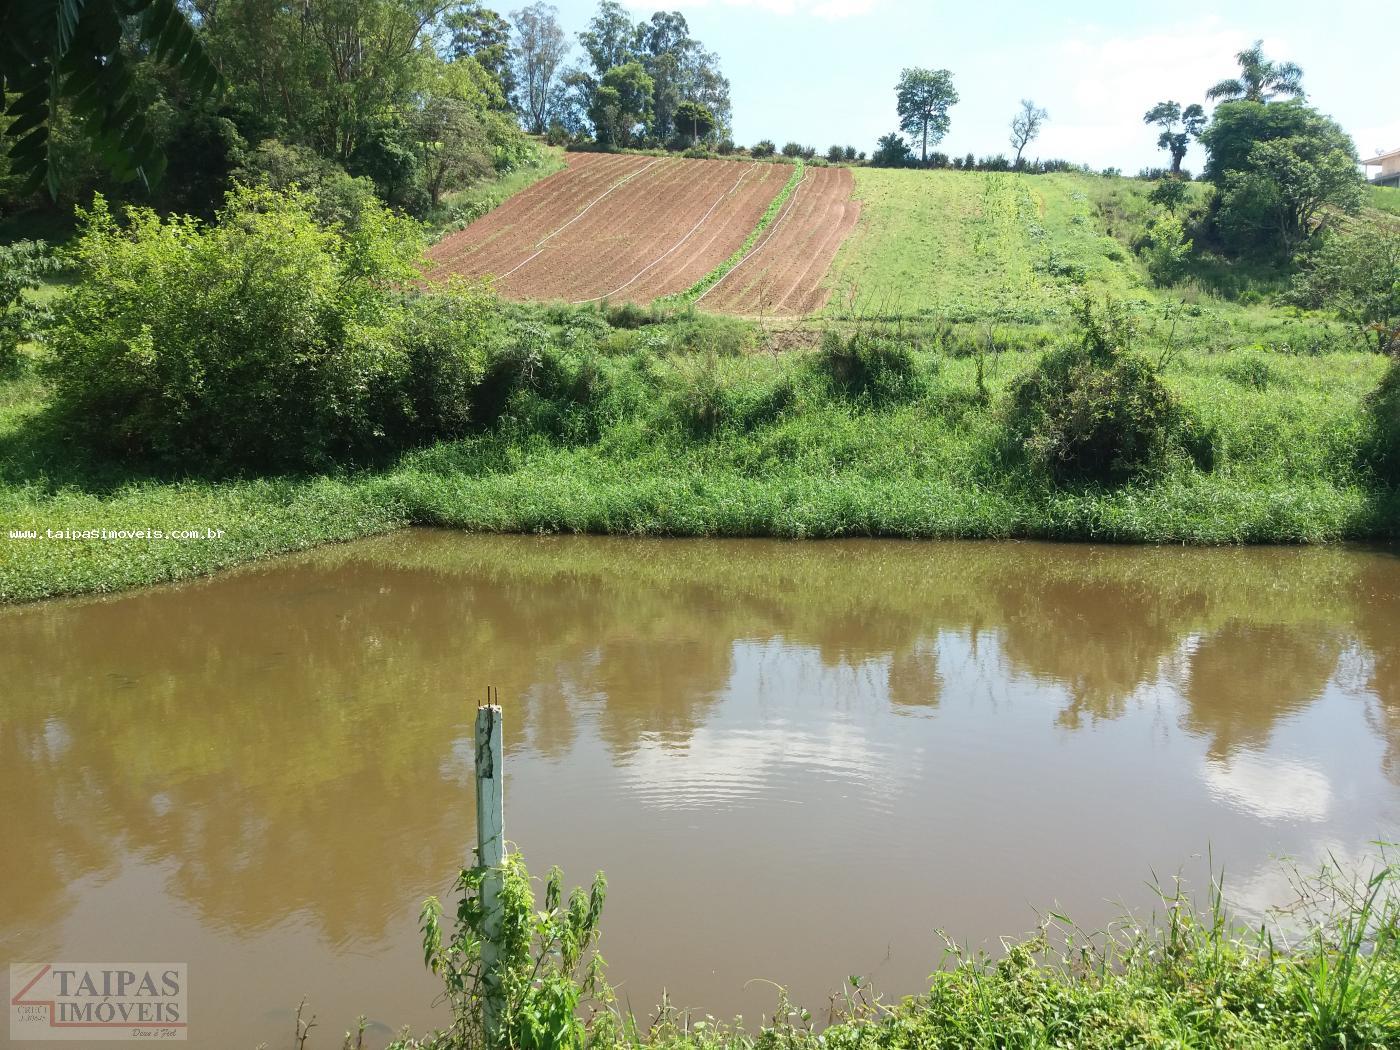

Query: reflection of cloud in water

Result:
[620,720,897,812]
[1225,840,1379,937]
[1200,752,1332,823]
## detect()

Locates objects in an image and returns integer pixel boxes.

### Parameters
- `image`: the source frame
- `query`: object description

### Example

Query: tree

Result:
[1009,99,1048,166]
[1201,99,1317,183]
[1207,40,1304,103]
[1200,99,1363,254]
[1218,134,1365,254]
[588,61,652,147]
[204,0,463,165]
[1143,101,1206,176]
[871,132,912,168]
[0,0,220,193]
[445,2,517,106]
[414,98,491,207]
[1290,218,1400,352]
[578,0,638,77]
[511,3,569,134]
[673,101,715,145]
[896,68,958,165]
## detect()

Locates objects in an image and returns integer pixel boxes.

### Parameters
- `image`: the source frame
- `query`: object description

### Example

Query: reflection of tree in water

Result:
[991,576,1183,728]
[1349,557,1400,784]
[0,555,744,944]
[1183,623,1344,759]
[888,644,942,710]
[3,533,1396,948]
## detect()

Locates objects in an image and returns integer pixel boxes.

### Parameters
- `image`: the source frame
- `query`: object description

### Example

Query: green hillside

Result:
[824,168,1359,355]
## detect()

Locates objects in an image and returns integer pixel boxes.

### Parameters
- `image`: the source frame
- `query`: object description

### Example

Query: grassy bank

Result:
[383,849,1400,1050]
[2,302,1395,605]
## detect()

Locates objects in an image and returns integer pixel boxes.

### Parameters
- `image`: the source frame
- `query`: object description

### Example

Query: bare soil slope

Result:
[427,155,857,314]
[697,167,860,315]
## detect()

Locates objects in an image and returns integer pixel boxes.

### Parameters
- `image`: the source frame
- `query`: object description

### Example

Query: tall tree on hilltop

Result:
[445,1,517,107]
[896,68,958,164]
[1144,100,1206,175]
[1207,40,1304,103]
[511,2,568,133]
[588,60,651,148]
[1009,99,1048,166]
[577,0,638,77]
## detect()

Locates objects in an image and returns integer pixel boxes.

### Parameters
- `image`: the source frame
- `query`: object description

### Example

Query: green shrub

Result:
[750,139,776,159]
[473,322,607,441]
[1006,298,1191,484]
[1143,212,1193,287]
[390,283,499,446]
[1289,217,1400,352]
[419,853,610,1050]
[45,186,473,470]
[233,139,384,229]
[814,329,922,404]
[1221,352,1287,391]
[0,240,56,375]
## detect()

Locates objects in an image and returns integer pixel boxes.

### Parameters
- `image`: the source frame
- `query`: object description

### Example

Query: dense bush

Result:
[0,240,56,374]
[1289,218,1400,352]
[47,187,495,470]
[1006,298,1192,484]
[750,139,775,158]
[1143,212,1194,286]
[814,329,922,404]
[780,141,805,158]
[232,140,384,229]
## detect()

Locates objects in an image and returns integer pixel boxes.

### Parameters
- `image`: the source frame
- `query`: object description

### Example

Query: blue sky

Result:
[537,0,1400,174]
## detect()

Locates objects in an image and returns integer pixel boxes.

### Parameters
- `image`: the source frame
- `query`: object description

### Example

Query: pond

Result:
[3,532,1398,1047]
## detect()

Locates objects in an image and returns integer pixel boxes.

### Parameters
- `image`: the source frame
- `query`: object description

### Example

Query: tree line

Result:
[0,0,733,219]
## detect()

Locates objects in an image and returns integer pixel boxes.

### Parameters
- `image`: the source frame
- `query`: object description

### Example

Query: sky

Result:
[536,0,1400,174]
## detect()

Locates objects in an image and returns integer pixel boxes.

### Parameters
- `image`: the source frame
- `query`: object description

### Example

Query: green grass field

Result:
[1371,184,1400,216]
[828,170,1144,322]
[826,169,1362,355]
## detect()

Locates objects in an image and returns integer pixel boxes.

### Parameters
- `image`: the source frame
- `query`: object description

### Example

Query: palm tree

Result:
[1207,40,1305,103]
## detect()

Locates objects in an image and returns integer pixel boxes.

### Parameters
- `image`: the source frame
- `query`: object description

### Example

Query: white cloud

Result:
[621,0,878,18]
[1354,121,1400,161]
[1029,23,1292,171]
[1200,752,1332,823]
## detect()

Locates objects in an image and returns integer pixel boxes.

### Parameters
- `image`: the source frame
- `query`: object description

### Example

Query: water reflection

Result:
[2,534,1398,1046]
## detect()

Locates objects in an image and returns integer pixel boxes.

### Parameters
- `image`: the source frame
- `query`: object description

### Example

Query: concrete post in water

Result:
[475,695,505,1043]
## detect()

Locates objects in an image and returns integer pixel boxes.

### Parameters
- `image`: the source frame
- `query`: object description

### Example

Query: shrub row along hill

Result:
[1,186,1398,603]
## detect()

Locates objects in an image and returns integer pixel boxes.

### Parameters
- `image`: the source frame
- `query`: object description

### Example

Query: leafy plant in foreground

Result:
[0,0,220,193]
[415,853,610,1050]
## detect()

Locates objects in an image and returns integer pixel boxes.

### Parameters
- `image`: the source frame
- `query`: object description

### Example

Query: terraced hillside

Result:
[427,153,859,314]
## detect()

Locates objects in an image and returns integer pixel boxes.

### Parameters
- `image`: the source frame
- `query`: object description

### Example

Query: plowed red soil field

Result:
[426,154,858,315]
[696,167,859,315]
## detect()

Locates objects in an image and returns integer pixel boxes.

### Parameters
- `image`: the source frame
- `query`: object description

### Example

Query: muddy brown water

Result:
[4,532,1400,1047]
